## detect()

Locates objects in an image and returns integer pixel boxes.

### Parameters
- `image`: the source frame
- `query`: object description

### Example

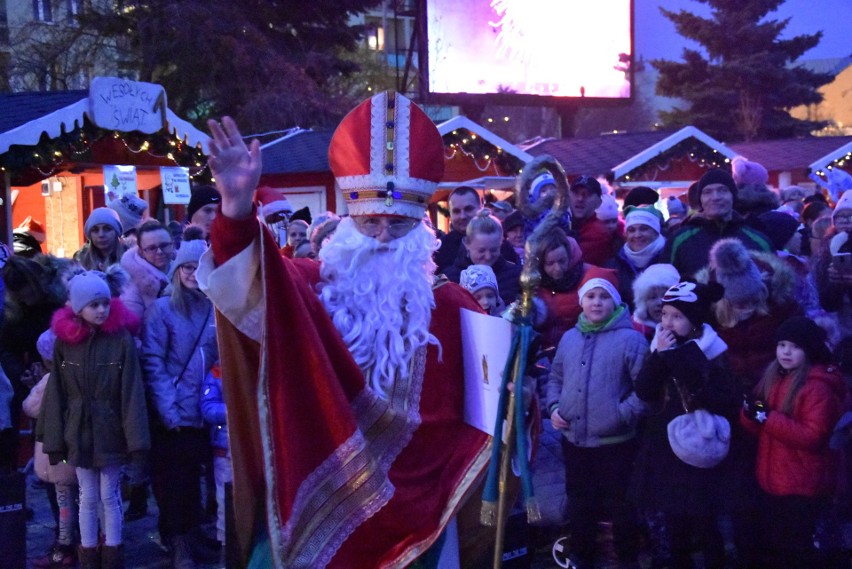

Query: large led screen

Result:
[424,0,633,102]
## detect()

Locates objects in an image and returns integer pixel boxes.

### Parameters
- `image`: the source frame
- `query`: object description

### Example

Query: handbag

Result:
[666,376,730,469]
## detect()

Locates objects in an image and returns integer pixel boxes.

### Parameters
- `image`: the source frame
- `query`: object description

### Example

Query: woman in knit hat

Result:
[630,280,741,569]
[40,271,148,569]
[74,207,127,271]
[741,316,845,568]
[606,205,666,310]
[546,269,650,569]
[140,226,218,568]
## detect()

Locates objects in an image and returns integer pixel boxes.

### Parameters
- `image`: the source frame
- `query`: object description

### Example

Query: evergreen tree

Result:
[77,0,381,132]
[652,0,833,141]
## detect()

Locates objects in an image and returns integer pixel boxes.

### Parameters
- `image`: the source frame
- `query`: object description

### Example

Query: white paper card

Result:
[460,308,513,438]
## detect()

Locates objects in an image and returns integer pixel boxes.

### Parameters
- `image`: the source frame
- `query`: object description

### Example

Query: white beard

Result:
[318,217,440,399]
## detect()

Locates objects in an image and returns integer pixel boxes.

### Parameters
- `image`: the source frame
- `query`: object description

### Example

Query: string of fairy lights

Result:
[0,117,211,184]
[620,138,731,182]
[442,128,525,176]
[812,149,851,178]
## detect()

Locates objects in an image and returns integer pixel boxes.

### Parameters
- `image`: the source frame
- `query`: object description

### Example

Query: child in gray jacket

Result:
[546,269,649,569]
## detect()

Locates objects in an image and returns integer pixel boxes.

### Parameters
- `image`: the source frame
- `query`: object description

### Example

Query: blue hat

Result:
[84,207,122,237]
[68,271,111,314]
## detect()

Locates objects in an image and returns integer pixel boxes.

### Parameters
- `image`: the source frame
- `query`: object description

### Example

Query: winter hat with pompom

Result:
[731,156,768,186]
[709,238,766,304]
[595,194,619,221]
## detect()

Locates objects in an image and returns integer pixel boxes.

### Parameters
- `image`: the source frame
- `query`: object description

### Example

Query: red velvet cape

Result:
[210,214,491,568]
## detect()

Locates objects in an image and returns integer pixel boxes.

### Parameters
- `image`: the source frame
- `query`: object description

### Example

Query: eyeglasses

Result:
[179,264,198,274]
[354,217,418,238]
[141,242,174,254]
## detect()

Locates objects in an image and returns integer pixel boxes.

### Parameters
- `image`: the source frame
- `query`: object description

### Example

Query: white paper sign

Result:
[103,165,137,197]
[460,308,513,438]
[89,77,167,134]
[160,167,191,205]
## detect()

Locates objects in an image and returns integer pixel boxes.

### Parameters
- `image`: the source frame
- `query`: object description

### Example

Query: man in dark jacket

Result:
[434,186,518,274]
[664,169,773,278]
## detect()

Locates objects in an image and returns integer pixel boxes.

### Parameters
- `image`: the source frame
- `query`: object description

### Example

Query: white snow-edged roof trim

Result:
[437,115,533,163]
[0,99,211,155]
[611,126,736,180]
[809,140,852,172]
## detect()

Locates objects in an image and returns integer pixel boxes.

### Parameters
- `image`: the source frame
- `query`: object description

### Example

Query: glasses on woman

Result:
[354,217,418,239]
[179,264,198,275]
[142,242,174,255]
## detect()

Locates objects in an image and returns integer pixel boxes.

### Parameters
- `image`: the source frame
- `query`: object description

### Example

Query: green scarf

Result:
[577,304,626,334]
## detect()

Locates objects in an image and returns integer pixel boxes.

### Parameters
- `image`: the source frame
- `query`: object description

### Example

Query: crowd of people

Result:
[0,92,850,569]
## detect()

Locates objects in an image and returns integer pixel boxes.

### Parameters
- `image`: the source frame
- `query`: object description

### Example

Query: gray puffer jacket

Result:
[546,307,650,448]
[140,292,217,429]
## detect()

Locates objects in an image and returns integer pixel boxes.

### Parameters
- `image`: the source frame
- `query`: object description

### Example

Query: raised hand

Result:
[206,117,261,219]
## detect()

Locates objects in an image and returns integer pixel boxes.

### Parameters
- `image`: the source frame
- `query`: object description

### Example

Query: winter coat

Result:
[443,253,522,307]
[39,299,149,469]
[200,365,229,452]
[545,307,649,448]
[604,247,666,312]
[575,215,618,267]
[630,324,742,514]
[741,364,846,497]
[664,212,774,278]
[140,292,218,430]
[120,246,172,319]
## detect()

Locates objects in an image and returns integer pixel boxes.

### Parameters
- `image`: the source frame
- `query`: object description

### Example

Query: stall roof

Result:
[260,128,333,174]
[0,90,211,155]
[437,115,533,163]
[731,136,852,173]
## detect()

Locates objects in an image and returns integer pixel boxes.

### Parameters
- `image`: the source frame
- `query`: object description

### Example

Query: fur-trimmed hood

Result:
[696,245,796,308]
[51,298,140,345]
[120,246,172,303]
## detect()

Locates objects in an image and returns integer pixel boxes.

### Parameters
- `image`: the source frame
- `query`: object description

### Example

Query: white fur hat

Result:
[595,194,619,221]
[632,264,680,321]
[667,409,731,468]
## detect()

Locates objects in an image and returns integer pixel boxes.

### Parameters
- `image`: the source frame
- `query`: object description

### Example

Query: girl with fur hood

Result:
[120,220,175,319]
[741,316,846,568]
[40,271,149,569]
[630,263,681,341]
[631,281,740,569]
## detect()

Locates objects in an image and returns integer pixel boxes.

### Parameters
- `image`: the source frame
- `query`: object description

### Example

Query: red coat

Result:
[741,364,846,497]
[575,215,617,267]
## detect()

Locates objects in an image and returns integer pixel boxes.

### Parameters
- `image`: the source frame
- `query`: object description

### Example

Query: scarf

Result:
[621,234,665,270]
[541,260,585,293]
[577,304,626,334]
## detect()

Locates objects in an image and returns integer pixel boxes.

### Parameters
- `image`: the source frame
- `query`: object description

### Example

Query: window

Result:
[33,0,52,22]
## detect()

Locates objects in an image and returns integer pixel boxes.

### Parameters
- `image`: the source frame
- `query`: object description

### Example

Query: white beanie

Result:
[624,207,662,234]
[595,194,619,221]
[578,277,622,306]
[833,190,852,219]
[460,264,499,295]
[68,271,111,314]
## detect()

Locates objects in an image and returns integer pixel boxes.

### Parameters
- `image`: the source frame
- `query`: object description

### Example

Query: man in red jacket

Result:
[569,176,618,266]
[198,92,491,569]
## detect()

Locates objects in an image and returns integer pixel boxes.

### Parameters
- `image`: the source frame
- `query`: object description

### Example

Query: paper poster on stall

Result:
[160,166,191,205]
[103,165,137,198]
[460,307,513,438]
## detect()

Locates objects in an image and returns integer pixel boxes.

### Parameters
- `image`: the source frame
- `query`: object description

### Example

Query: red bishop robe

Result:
[199,210,491,569]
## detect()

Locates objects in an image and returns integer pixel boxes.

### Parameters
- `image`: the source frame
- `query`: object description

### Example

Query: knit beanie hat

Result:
[833,190,852,220]
[173,239,207,270]
[757,211,800,251]
[530,173,556,204]
[460,264,500,296]
[666,195,687,218]
[731,156,768,186]
[776,316,831,364]
[256,186,293,219]
[108,194,148,234]
[68,271,111,314]
[624,205,662,234]
[595,194,619,221]
[502,210,524,234]
[709,238,766,304]
[578,267,622,305]
[662,281,724,327]
[696,169,737,203]
[623,186,659,209]
[84,207,123,237]
[186,186,221,223]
